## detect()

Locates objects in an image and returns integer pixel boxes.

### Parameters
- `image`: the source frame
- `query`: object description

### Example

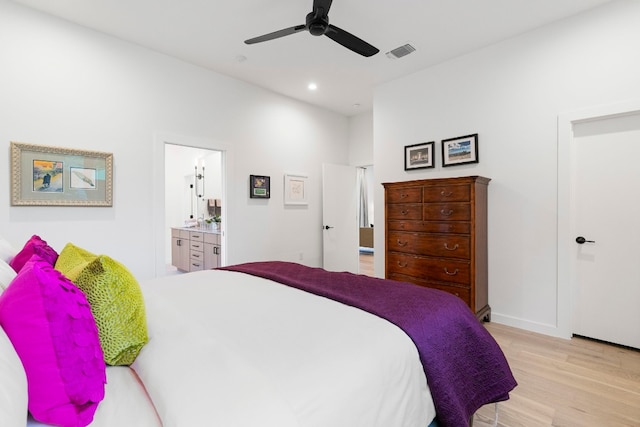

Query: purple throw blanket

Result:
[221,262,517,427]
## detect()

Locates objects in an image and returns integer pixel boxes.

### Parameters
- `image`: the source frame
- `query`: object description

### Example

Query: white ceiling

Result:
[11,0,614,116]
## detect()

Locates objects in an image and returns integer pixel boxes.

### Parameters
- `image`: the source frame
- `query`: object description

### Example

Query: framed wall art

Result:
[404,141,435,170]
[441,133,479,167]
[249,174,270,199]
[10,142,113,206]
[284,173,308,206]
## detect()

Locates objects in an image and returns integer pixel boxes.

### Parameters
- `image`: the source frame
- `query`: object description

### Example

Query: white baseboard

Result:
[489,313,571,340]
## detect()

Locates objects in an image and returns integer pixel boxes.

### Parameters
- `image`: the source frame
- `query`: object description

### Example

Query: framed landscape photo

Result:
[10,142,113,206]
[249,174,270,199]
[404,141,435,170]
[441,133,479,167]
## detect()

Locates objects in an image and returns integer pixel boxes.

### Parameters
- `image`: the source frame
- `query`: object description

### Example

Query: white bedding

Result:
[132,269,436,427]
[26,367,161,427]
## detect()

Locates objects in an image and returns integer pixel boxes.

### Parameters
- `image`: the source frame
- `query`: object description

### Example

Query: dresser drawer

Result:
[189,231,204,242]
[388,220,471,234]
[423,203,470,221]
[388,272,471,305]
[387,204,423,220]
[423,184,470,202]
[388,232,470,259]
[386,187,422,204]
[387,252,470,285]
[189,240,204,252]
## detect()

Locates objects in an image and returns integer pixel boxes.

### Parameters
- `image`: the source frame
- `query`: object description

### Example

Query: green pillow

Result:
[74,255,148,366]
[54,243,98,282]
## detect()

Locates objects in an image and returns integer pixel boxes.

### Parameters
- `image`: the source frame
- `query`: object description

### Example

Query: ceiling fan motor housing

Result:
[306,11,329,36]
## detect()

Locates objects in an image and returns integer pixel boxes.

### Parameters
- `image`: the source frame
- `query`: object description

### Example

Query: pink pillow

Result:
[0,256,106,427]
[9,235,58,273]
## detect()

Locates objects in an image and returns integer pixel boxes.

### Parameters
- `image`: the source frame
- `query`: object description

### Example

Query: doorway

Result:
[152,132,228,278]
[558,101,640,347]
[358,166,375,276]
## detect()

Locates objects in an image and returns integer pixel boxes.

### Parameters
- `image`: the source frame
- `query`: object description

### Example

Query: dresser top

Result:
[382,175,490,188]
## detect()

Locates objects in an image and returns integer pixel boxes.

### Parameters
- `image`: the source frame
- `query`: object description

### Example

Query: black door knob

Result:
[576,236,595,244]
[323,225,334,230]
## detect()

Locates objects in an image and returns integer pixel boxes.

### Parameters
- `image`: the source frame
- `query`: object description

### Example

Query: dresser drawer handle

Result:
[400,193,409,199]
[192,244,200,248]
[444,267,459,276]
[440,190,453,197]
[440,209,454,216]
[397,261,408,268]
[192,253,200,258]
[444,243,459,251]
[396,239,408,247]
[401,210,409,216]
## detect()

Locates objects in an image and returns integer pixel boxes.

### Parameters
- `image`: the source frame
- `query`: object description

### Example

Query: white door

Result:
[322,163,359,273]
[572,112,640,349]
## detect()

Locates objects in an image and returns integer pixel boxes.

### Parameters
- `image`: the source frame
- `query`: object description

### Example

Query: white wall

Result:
[348,112,374,167]
[0,0,349,280]
[373,0,640,335]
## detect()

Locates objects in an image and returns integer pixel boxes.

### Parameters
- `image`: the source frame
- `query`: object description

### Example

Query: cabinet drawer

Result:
[387,252,470,285]
[190,249,204,261]
[190,241,204,251]
[388,272,471,305]
[204,233,220,245]
[189,261,204,272]
[423,185,470,202]
[388,232,470,259]
[423,203,470,221]
[171,228,190,239]
[386,187,422,204]
[388,220,471,234]
[387,204,423,220]
[189,232,204,242]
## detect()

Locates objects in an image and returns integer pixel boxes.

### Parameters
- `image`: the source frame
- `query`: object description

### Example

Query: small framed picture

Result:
[284,173,308,206]
[404,141,435,171]
[249,175,270,199]
[442,133,479,167]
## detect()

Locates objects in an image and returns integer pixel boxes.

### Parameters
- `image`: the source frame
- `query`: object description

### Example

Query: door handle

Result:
[323,225,334,230]
[576,236,595,244]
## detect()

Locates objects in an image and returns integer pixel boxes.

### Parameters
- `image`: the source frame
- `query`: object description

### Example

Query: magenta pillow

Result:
[9,235,58,273]
[0,256,106,427]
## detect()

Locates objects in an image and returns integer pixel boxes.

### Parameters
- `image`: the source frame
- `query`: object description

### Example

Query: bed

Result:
[1,237,516,427]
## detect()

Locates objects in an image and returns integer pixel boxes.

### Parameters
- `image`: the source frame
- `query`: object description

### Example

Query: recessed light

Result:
[308,82,318,91]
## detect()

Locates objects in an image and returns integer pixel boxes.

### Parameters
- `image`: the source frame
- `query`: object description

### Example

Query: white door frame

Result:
[557,99,640,339]
[152,131,233,277]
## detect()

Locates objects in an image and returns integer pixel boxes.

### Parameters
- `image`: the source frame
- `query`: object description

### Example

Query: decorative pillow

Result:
[0,325,28,426]
[0,258,17,294]
[0,256,106,427]
[55,243,98,282]
[74,255,148,366]
[0,236,17,263]
[9,235,58,273]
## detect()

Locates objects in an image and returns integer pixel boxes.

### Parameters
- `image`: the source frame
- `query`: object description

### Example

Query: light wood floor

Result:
[474,322,640,427]
[359,253,374,276]
[358,253,640,426]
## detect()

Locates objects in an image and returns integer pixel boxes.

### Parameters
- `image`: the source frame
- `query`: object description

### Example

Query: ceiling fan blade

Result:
[325,24,379,57]
[245,25,306,45]
[313,0,333,17]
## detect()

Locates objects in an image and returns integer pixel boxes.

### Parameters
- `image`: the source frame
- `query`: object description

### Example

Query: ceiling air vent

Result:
[386,43,416,59]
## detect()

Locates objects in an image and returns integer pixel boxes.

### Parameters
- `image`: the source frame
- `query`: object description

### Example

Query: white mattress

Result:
[132,269,436,427]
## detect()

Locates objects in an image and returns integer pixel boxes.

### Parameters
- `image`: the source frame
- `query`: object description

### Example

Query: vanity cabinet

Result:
[171,228,222,272]
[383,176,491,321]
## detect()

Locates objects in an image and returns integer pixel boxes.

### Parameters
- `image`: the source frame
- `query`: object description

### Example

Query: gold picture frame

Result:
[10,142,113,206]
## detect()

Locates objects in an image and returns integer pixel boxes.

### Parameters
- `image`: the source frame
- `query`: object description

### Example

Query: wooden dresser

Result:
[383,176,491,321]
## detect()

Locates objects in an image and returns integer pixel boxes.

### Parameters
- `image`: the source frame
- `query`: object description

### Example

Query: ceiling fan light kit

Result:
[244,0,379,57]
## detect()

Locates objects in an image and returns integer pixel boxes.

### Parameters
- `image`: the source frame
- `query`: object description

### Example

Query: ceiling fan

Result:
[244,0,379,57]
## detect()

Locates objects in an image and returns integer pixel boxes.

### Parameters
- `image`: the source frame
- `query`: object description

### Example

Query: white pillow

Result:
[0,325,28,426]
[0,237,17,264]
[0,259,17,293]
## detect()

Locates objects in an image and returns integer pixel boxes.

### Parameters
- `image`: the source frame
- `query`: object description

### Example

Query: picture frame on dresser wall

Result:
[404,141,435,171]
[441,133,478,167]
[10,141,113,206]
[249,175,270,199]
